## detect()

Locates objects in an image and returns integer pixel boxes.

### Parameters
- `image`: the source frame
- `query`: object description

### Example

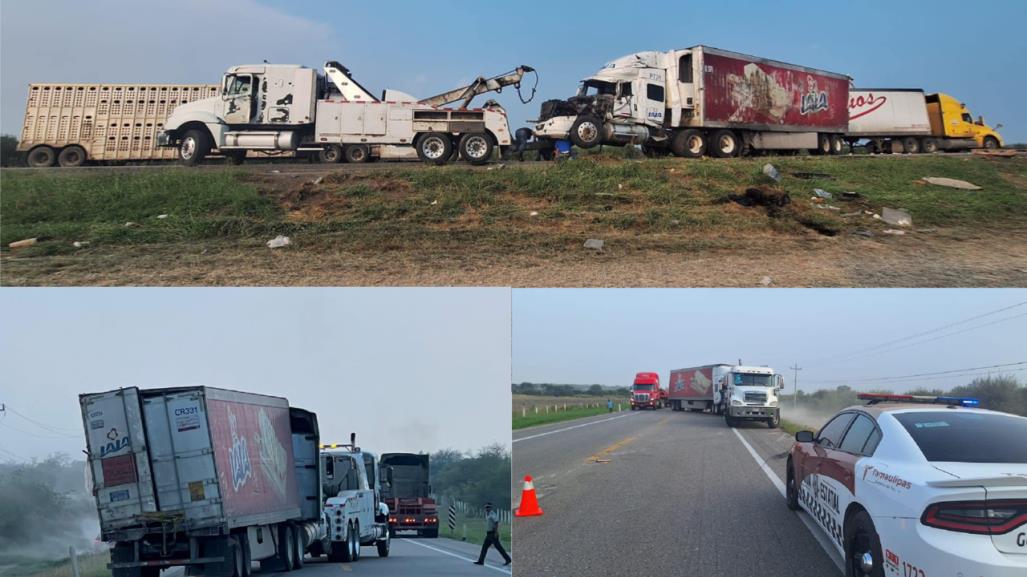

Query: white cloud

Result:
[0,0,337,134]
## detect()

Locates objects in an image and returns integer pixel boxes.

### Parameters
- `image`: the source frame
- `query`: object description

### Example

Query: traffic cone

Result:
[514,475,544,517]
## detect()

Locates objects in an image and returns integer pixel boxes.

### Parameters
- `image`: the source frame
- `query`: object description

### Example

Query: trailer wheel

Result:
[279,524,296,571]
[901,137,920,154]
[345,144,370,164]
[416,133,453,165]
[178,129,211,166]
[830,135,844,155]
[983,136,1000,149]
[459,133,494,165]
[376,531,391,557]
[671,129,706,158]
[27,145,57,168]
[569,116,603,149]
[921,138,939,154]
[812,133,831,155]
[319,145,343,163]
[292,526,305,569]
[57,145,87,167]
[710,129,740,158]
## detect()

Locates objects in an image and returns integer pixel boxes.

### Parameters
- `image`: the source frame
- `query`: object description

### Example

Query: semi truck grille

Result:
[634,394,649,401]
[744,392,768,404]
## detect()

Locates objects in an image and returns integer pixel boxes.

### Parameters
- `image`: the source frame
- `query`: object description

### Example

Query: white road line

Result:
[399,538,512,575]
[731,428,844,575]
[512,413,638,443]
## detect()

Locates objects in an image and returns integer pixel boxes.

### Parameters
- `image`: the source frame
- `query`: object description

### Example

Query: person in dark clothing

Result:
[474,502,511,566]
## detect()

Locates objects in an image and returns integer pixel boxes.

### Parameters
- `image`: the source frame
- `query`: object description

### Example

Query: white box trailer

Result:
[80,386,322,577]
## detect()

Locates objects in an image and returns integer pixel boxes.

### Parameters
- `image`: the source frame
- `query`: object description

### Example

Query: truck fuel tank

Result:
[222,131,299,150]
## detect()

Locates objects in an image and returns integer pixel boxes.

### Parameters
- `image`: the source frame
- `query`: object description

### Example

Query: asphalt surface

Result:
[159,537,510,577]
[512,410,842,577]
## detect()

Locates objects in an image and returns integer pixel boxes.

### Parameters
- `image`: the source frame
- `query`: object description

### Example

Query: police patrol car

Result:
[786,394,1027,577]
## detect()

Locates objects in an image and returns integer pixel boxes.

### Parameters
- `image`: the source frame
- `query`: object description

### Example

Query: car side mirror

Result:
[795,430,814,443]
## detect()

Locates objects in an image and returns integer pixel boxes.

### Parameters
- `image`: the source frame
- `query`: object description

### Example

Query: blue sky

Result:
[0,288,511,461]
[513,289,1027,394]
[2,0,1025,141]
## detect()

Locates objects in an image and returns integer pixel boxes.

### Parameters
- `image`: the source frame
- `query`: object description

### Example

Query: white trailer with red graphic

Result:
[80,386,322,577]
[667,364,732,413]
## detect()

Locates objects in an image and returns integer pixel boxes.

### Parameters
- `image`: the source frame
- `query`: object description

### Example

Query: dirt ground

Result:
[4,226,1025,287]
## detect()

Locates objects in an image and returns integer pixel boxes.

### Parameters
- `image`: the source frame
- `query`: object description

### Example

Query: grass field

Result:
[512,394,626,429]
[3,155,1025,286]
[0,551,109,577]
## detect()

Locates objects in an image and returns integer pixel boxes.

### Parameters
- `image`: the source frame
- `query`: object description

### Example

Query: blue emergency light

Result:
[858,393,981,407]
[934,396,980,407]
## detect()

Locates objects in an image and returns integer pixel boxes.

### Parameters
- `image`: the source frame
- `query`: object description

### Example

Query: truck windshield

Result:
[733,374,773,386]
[633,384,654,391]
[225,75,252,97]
[579,80,616,97]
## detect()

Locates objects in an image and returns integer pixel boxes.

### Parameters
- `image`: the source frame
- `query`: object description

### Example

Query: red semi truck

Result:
[380,453,438,538]
[80,386,321,577]
[532,45,851,157]
[630,372,666,410]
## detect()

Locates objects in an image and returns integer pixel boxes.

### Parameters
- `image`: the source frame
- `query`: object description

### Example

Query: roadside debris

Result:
[72,241,90,248]
[813,188,833,200]
[8,238,38,249]
[529,211,539,217]
[430,199,438,206]
[881,207,913,227]
[728,187,791,208]
[156,214,169,219]
[759,276,773,287]
[882,229,907,236]
[793,172,834,180]
[841,191,861,200]
[853,230,874,238]
[920,177,982,190]
[124,221,141,228]
[583,238,605,251]
[266,235,291,249]
[972,149,1017,158]
[311,176,324,185]
[486,163,507,171]
[762,163,781,182]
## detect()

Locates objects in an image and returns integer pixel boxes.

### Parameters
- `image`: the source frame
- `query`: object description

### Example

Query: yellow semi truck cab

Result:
[925,93,1003,149]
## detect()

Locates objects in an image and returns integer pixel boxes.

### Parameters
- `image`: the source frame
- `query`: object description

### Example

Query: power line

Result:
[4,406,80,435]
[0,418,80,440]
[807,301,1027,367]
[813,361,1027,385]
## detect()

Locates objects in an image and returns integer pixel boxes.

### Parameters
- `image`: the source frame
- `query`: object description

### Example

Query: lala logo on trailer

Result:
[227,409,252,492]
[100,427,130,457]
[800,75,829,115]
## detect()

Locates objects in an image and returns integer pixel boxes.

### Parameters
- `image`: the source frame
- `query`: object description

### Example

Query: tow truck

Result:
[316,435,392,562]
[158,61,536,165]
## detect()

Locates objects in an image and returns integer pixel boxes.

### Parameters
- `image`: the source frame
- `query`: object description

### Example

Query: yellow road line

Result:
[586,435,637,463]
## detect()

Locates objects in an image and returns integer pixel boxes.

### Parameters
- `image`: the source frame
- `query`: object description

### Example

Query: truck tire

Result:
[345,144,370,164]
[416,133,453,165]
[27,145,57,168]
[459,133,494,165]
[376,532,391,557]
[786,459,800,511]
[569,116,603,149]
[351,523,361,561]
[902,137,920,154]
[319,145,343,163]
[725,413,736,427]
[983,136,1000,149]
[830,135,844,155]
[921,138,939,153]
[111,543,140,577]
[58,145,87,167]
[710,129,740,158]
[768,413,780,428]
[292,526,305,569]
[178,129,211,166]
[670,129,705,158]
[224,150,247,165]
[812,134,831,155]
[280,524,296,571]
[240,534,252,577]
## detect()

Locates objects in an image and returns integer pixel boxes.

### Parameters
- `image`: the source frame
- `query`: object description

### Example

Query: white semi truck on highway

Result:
[157,61,535,166]
[668,364,784,428]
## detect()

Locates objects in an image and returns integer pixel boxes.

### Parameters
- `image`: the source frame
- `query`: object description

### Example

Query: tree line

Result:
[429,444,510,510]
[513,382,631,397]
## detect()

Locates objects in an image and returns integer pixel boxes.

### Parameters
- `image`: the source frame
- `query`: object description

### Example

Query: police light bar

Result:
[857,393,980,407]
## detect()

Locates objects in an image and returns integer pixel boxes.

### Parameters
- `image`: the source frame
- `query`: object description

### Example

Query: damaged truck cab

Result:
[533,45,850,158]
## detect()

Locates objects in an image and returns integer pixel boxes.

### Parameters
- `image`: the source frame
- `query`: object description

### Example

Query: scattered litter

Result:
[266,235,291,249]
[487,163,507,171]
[311,176,324,185]
[972,149,1017,158]
[813,188,833,200]
[759,276,773,287]
[920,177,981,190]
[840,211,863,218]
[853,230,874,238]
[881,207,913,227]
[591,458,611,464]
[529,211,539,217]
[815,204,841,211]
[72,241,90,248]
[670,219,681,226]
[270,169,281,174]
[841,191,861,200]
[430,199,438,206]
[810,196,824,204]
[617,183,624,191]
[872,214,882,220]
[583,238,605,251]
[595,192,615,197]
[124,221,140,228]
[9,238,38,249]
[762,163,781,182]
[882,229,906,236]
[793,172,834,180]
[155,214,168,219]
[728,187,791,208]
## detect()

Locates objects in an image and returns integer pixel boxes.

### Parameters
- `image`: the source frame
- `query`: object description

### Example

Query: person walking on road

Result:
[607,399,614,413]
[474,503,511,566]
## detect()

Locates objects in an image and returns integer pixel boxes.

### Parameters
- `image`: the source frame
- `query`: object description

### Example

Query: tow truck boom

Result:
[419,65,536,109]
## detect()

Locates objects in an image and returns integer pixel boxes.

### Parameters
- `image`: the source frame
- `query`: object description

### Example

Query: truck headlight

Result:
[731,399,743,406]
[769,400,779,407]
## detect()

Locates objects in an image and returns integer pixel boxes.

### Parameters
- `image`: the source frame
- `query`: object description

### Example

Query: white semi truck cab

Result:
[158,61,535,166]
[316,437,391,562]
[720,365,785,428]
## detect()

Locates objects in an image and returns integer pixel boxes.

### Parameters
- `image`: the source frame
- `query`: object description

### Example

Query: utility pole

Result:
[789,365,802,411]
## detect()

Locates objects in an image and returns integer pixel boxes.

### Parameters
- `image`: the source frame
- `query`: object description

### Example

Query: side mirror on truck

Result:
[795,430,814,443]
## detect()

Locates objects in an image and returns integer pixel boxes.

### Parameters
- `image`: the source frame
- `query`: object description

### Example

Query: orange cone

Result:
[514,475,544,517]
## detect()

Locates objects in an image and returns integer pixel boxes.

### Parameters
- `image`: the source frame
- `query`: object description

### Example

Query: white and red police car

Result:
[786,394,1027,577]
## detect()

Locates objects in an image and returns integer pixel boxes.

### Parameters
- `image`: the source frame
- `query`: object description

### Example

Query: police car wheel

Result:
[845,511,884,577]
[785,461,800,510]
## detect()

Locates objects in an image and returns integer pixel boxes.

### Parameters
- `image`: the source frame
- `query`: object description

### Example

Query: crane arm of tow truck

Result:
[418,65,536,109]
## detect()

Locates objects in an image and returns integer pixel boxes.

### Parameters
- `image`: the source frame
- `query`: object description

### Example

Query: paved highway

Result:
[512,410,842,577]
[159,537,509,577]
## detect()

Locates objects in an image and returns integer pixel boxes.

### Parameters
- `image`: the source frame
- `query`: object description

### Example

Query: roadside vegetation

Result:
[3,155,1025,261]
[513,383,631,429]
